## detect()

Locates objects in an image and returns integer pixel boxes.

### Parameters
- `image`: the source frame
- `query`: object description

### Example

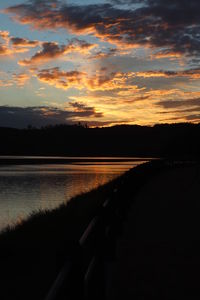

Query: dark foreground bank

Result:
[107,161,200,299]
[0,159,197,300]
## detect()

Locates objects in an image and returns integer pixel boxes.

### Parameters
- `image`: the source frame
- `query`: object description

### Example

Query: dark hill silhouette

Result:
[0,123,199,158]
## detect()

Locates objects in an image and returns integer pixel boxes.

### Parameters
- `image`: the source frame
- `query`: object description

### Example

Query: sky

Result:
[0,0,200,128]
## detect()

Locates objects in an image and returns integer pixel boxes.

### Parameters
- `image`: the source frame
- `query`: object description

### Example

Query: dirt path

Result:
[106,163,200,299]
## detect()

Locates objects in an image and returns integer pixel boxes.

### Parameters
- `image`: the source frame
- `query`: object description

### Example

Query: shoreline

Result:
[0,156,155,166]
[0,159,198,299]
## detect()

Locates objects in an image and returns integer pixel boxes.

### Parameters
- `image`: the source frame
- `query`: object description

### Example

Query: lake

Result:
[0,157,149,231]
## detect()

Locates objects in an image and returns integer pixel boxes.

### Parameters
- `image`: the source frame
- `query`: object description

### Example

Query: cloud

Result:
[154,92,200,124]
[3,0,200,60]
[0,31,10,45]
[0,30,40,56]
[10,37,39,48]
[156,97,200,109]
[134,68,200,79]
[185,114,200,122]
[19,42,67,65]
[0,104,104,129]
[69,38,97,53]
[152,50,183,60]
[0,31,10,40]
[0,30,11,56]
[37,67,86,89]
[35,65,200,95]
[36,66,144,92]
[0,79,13,87]
[85,71,133,91]
[160,107,200,115]
[0,44,11,56]
[68,101,103,118]
[160,113,200,123]
[12,73,30,86]
[19,38,96,65]
[90,48,118,60]
[0,71,30,87]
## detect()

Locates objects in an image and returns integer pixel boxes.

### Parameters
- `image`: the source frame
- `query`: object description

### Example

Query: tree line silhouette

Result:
[0,123,199,158]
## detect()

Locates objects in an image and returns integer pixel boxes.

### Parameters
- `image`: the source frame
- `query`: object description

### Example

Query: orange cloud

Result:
[0,31,9,39]
[19,42,66,65]
[68,101,103,119]
[85,72,142,91]
[38,66,200,96]
[12,73,30,86]
[134,69,200,80]
[0,44,12,56]
[19,39,97,66]
[0,31,10,46]
[0,30,11,56]
[37,68,86,90]
[0,79,13,87]
[0,71,30,88]
[151,49,183,60]
[0,30,40,56]
[89,48,118,60]
[36,67,143,92]
[11,37,39,48]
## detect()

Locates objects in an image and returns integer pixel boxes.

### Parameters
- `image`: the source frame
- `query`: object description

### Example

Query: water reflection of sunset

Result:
[0,158,146,231]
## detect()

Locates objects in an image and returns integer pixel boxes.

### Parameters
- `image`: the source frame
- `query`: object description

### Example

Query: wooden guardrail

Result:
[45,187,124,300]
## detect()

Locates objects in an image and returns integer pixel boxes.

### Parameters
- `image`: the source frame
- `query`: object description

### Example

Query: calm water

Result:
[0,157,149,231]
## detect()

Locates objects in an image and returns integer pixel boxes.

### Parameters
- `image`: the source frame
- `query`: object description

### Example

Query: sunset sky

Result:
[0,0,200,128]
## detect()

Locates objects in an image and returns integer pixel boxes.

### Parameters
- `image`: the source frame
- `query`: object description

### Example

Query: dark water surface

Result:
[0,157,149,231]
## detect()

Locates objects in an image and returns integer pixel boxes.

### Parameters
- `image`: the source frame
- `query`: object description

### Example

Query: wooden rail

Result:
[45,187,124,300]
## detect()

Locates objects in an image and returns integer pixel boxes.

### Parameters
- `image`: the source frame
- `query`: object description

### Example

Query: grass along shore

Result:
[0,159,197,300]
